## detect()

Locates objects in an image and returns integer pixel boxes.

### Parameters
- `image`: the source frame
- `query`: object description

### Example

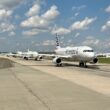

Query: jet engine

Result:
[90,58,98,64]
[35,56,43,61]
[53,57,62,66]
[23,56,29,60]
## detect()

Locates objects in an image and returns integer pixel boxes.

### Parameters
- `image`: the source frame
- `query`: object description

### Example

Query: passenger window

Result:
[83,50,93,52]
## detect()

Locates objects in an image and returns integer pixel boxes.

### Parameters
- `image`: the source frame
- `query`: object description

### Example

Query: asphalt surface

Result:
[0,57,110,110]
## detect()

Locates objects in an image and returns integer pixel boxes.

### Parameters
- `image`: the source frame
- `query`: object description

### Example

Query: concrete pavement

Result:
[0,58,110,110]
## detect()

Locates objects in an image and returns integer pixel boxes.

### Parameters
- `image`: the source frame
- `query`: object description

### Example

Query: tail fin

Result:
[27,49,30,52]
[56,33,61,49]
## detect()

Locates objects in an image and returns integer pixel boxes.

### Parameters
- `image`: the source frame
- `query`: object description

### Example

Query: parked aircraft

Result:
[7,52,16,57]
[6,50,43,61]
[15,51,23,58]
[22,49,42,60]
[51,34,98,67]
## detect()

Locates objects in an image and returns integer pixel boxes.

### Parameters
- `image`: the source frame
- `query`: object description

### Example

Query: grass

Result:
[98,57,110,64]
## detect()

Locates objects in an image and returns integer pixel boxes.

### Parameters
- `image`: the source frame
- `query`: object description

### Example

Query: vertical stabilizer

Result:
[27,49,30,52]
[56,33,61,49]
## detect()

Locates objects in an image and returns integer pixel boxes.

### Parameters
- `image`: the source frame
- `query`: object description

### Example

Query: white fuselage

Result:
[23,51,39,58]
[55,46,95,62]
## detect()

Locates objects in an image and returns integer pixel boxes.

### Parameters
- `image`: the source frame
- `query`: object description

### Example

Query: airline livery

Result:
[52,34,98,67]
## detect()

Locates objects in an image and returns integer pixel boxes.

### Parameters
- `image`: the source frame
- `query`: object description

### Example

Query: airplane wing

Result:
[38,54,55,58]
[39,53,72,59]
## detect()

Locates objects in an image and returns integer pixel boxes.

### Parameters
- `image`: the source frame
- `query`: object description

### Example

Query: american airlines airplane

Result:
[52,35,98,67]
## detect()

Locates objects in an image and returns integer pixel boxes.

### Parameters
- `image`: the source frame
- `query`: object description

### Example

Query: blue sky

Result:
[0,0,110,52]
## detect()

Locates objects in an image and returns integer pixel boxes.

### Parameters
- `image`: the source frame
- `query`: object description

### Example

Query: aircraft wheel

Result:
[26,58,28,60]
[56,63,62,67]
[79,62,84,67]
[35,58,38,61]
[24,57,28,60]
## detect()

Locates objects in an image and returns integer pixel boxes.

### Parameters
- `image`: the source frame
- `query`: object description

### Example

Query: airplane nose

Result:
[88,53,95,58]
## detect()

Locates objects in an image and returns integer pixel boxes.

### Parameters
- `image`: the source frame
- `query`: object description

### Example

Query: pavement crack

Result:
[10,68,51,110]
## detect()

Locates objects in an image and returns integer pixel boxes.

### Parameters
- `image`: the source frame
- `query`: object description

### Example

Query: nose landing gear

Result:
[79,62,87,68]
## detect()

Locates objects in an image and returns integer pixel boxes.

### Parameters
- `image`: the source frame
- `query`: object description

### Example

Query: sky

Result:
[0,0,110,52]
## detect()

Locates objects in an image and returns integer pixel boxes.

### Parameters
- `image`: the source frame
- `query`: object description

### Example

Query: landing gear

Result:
[79,62,87,68]
[24,57,28,60]
[35,57,42,61]
[56,63,62,67]
[79,62,84,67]
[35,57,38,61]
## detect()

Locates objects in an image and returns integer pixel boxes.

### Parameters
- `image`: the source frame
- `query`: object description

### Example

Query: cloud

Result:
[23,30,39,36]
[0,7,15,36]
[9,31,16,36]
[74,12,79,17]
[75,33,80,38]
[42,40,55,46]
[82,37,110,52]
[42,5,59,20]
[21,3,60,36]
[72,5,86,11]
[105,5,110,13]
[82,36,100,46]
[21,5,59,29]
[0,22,15,33]
[26,4,40,17]
[0,0,23,9]
[51,27,71,35]
[70,17,97,31]
[21,16,49,28]
[0,9,12,20]
[15,15,21,19]
[22,28,47,36]
[101,20,110,31]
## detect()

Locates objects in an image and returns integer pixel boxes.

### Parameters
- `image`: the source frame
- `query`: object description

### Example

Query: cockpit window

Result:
[83,50,94,52]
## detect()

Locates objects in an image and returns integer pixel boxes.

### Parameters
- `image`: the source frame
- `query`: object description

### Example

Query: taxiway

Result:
[0,57,110,110]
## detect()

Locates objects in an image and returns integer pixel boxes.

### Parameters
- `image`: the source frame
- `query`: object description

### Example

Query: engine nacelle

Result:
[23,56,28,60]
[90,58,98,64]
[35,56,43,61]
[53,57,62,65]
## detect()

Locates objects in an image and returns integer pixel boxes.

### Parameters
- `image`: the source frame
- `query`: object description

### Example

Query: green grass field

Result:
[98,57,110,64]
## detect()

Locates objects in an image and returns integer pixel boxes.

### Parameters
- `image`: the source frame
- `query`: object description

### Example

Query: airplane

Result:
[22,49,43,60]
[6,52,16,57]
[51,34,98,67]
[14,51,23,58]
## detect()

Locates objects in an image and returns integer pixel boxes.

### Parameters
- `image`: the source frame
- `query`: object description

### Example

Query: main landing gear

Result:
[24,57,28,60]
[79,62,87,68]
[56,63,62,67]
